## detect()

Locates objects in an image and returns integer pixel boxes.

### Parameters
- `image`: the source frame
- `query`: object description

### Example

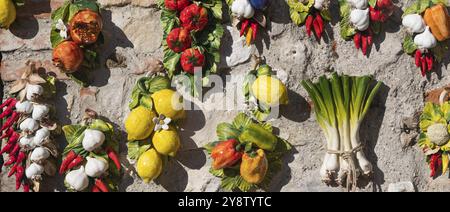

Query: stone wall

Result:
[1,0,450,192]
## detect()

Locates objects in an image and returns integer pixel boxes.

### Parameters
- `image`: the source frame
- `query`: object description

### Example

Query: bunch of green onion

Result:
[301,73,382,185]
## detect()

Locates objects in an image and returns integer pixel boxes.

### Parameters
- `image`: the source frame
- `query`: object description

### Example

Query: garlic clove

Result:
[65,166,89,191]
[82,129,105,152]
[26,84,44,101]
[15,101,33,114]
[350,8,370,31]
[33,127,50,146]
[30,147,50,163]
[32,104,49,121]
[19,118,39,133]
[402,14,426,34]
[414,26,437,49]
[85,157,109,177]
[25,163,45,179]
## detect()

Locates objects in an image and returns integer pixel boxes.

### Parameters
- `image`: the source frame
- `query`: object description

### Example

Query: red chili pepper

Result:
[94,179,109,192]
[106,147,121,171]
[426,54,433,71]
[7,132,19,145]
[312,16,321,39]
[316,14,324,39]
[8,163,17,177]
[415,50,421,67]
[15,165,24,190]
[0,107,13,119]
[305,15,314,37]
[15,152,26,165]
[421,56,427,76]
[0,143,14,154]
[91,184,101,192]
[354,32,361,49]
[361,34,368,55]
[240,19,250,37]
[66,155,84,171]
[4,155,16,166]
[430,153,441,177]
[23,183,30,192]
[0,127,14,140]
[59,151,77,174]
[251,22,258,41]
[0,98,14,109]
[9,143,20,157]
[367,29,373,46]
[1,112,19,131]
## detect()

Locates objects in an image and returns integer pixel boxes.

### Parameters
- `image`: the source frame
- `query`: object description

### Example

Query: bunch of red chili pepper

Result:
[353,29,373,56]
[240,19,259,46]
[0,97,31,191]
[415,50,434,77]
[305,10,325,40]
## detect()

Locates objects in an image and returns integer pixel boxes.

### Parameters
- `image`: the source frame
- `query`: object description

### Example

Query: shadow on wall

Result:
[89,9,134,87]
[358,82,390,192]
[281,89,311,123]
[9,0,51,39]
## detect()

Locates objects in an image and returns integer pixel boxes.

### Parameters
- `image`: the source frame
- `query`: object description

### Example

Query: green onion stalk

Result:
[301,73,381,186]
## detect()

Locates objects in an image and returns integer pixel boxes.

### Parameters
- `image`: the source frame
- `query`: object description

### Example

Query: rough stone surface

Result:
[1,1,450,192]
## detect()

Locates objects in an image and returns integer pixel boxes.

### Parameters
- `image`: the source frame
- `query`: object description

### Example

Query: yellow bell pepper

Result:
[240,149,268,184]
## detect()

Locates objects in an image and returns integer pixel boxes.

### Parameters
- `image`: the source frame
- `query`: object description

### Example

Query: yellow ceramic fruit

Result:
[151,89,185,120]
[136,148,163,183]
[0,0,16,29]
[152,126,181,157]
[125,106,156,141]
[240,149,268,184]
[251,75,288,107]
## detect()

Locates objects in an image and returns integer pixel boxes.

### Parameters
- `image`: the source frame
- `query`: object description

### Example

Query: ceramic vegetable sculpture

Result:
[227,0,268,46]
[243,60,289,122]
[402,1,450,77]
[287,0,331,41]
[339,0,394,55]
[0,62,59,192]
[60,109,121,192]
[125,75,185,183]
[50,0,104,86]
[0,0,23,29]
[418,89,450,178]
[301,73,382,191]
[159,0,223,96]
[204,113,291,191]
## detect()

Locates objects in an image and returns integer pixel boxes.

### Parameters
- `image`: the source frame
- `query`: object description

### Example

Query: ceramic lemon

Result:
[151,89,185,120]
[125,106,156,141]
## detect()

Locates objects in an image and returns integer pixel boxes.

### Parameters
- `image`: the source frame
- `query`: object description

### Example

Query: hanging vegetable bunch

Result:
[402,1,450,77]
[243,59,289,122]
[227,0,269,46]
[204,113,291,192]
[159,0,223,96]
[301,73,382,191]
[287,0,331,41]
[50,0,103,87]
[0,63,59,192]
[0,0,25,29]
[125,75,185,183]
[60,109,121,192]
[339,0,395,55]
[418,89,450,178]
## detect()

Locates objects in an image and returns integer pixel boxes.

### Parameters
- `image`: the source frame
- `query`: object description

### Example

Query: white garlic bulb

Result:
[348,0,368,10]
[19,118,39,133]
[85,157,109,178]
[82,129,105,152]
[32,104,49,121]
[26,84,44,101]
[30,147,50,163]
[15,101,33,114]
[25,163,45,179]
[350,8,370,31]
[414,27,437,49]
[65,166,89,191]
[402,14,426,34]
[33,127,50,146]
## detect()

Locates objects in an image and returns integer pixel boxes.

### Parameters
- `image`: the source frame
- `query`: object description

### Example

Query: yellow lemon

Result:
[125,106,156,141]
[152,126,180,157]
[151,89,185,120]
[136,148,162,183]
[251,75,288,107]
[0,0,16,29]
